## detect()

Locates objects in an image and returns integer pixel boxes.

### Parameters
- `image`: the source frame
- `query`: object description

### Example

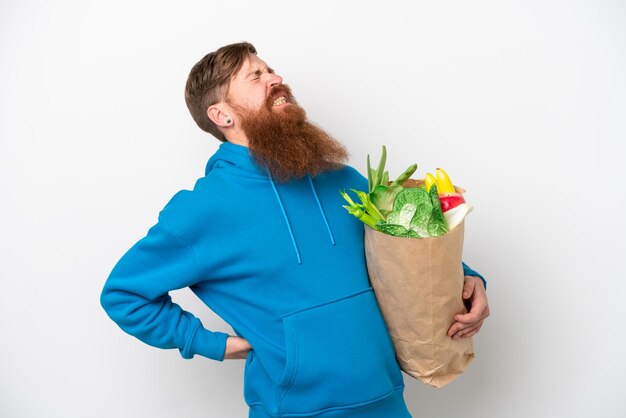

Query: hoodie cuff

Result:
[186,326,230,361]
[462,262,487,291]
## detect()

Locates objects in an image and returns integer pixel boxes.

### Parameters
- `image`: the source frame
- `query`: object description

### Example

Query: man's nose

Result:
[267,73,283,88]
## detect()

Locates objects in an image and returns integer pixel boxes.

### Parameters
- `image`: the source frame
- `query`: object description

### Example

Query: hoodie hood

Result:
[204,141,335,265]
[205,141,267,177]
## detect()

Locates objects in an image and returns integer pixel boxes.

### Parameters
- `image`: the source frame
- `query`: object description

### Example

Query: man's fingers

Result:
[455,291,489,323]
[450,321,483,339]
[447,322,462,337]
[463,326,482,339]
[447,319,474,337]
[450,302,488,335]
[454,308,481,324]
[456,323,482,339]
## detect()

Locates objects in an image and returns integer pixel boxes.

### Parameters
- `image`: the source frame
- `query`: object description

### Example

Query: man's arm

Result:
[100,216,230,361]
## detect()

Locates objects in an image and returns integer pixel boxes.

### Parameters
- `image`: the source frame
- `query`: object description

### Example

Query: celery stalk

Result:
[351,189,385,222]
[342,205,379,229]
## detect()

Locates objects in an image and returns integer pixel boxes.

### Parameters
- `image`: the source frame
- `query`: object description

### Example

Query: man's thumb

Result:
[463,277,475,298]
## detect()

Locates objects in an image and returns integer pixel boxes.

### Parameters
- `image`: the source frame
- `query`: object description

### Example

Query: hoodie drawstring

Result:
[267,170,302,264]
[307,174,336,246]
[267,170,335,265]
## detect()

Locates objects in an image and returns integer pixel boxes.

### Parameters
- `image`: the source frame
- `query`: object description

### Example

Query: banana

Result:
[435,168,456,194]
[424,173,436,192]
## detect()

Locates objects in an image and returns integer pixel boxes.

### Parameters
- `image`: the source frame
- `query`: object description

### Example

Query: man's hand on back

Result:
[224,336,252,359]
[447,275,490,340]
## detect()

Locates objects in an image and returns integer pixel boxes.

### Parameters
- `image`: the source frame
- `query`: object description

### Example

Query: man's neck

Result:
[224,130,249,147]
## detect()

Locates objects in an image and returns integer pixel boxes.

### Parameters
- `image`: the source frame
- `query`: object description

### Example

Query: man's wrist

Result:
[224,336,252,360]
[467,274,487,291]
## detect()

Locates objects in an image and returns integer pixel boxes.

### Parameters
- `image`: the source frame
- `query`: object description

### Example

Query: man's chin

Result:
[266,104,306,125]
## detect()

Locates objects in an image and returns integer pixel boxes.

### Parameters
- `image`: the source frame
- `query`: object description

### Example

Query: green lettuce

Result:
[375,222,420,238]
[375,184,448,238]
[340,145,449,238]
[427,184,448,237]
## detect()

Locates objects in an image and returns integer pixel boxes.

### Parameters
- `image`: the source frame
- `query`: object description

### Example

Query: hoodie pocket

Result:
[278,288,403,415]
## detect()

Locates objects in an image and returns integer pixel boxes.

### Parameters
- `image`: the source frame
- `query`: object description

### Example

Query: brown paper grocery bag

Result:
[364,218,474,388]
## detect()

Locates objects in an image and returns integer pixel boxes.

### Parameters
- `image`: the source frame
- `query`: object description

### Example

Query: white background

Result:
[1,1,625,417]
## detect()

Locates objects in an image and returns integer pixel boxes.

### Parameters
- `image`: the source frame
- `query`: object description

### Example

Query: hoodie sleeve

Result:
[100,215,229,361]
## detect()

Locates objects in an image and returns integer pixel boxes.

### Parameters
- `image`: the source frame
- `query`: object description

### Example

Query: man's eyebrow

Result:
[245,66,275,79]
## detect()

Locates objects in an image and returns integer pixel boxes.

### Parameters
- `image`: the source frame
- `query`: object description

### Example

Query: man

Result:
[101,41,489,418]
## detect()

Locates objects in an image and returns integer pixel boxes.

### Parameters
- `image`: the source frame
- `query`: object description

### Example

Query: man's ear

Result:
[207,104,232,128]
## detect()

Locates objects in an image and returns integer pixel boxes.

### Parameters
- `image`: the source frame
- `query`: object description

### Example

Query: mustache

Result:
[265,84,297,109]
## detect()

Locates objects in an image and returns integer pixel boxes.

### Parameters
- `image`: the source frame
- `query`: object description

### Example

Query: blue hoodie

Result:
[101,141,484,418]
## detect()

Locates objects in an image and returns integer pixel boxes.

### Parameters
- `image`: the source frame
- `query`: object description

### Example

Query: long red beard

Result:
[236,84,350,183]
